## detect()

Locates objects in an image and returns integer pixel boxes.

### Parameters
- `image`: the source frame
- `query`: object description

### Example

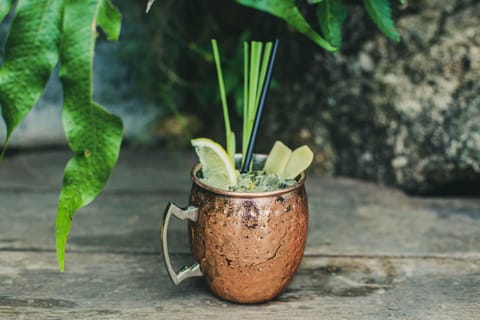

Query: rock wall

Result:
[264,0,479,193]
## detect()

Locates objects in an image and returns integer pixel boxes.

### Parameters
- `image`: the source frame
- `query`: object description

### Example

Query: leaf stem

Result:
[241,39,278,173]
[242,42,262,166]
[255,42,272,108]
[242,41,249,165]
[211,39,235,162]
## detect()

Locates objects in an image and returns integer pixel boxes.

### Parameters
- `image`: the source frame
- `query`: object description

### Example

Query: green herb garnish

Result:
[211,39,276,170]
[211,39,236,163]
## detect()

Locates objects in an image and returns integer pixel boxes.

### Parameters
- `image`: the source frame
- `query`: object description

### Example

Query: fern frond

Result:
[317,0,347,49]
[363,0,400,42]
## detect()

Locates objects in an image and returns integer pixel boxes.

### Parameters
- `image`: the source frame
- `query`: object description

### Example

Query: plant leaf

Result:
[235,0,337,52]
[0,0,63,153]
[363,0,400,42]
[0,0,13,22]
[317,0,347,49]
[97,0,121,41]
[56,0,123,271]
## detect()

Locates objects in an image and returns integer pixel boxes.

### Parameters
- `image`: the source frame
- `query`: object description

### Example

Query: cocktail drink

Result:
[160,40,314,303]
[162,152,309,303]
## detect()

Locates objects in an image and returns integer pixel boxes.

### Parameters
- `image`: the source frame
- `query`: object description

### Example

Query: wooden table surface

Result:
[0,149,479,319]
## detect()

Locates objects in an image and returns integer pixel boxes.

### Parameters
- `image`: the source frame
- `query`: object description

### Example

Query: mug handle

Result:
[161,202,203,285]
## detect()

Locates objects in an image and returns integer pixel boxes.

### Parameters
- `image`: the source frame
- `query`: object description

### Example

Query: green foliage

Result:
[97,0,122,41]
[317,0,347,49]
[235,0,401,50]
[242,41,273,166]
[210,40,275,168]
[0,0,123,271]
[56,0,123,271]
[0,0,63,154]
[211,39,235,162]
[189,36,250,117]
[235,0,337,52]
[363,0,400,42]
[0,0,12,22]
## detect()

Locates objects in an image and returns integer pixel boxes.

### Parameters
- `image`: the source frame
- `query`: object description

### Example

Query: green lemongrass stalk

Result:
[242,42,262,166]
[242,42,249,167]
[210,39,274,170]
[211,39,235,163]
[255,42,273,108]
[241,41,273,168]
[247,41,262,127]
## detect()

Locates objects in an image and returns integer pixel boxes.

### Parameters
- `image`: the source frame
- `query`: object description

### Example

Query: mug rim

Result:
[190,154,306,198]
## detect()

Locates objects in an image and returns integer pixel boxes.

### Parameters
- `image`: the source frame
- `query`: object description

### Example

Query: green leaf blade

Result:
[97,0,122,41]
[242,41,249,161]
[235,0,337,52]
[56,0,123,271]
[317,0,347,49]
[0,0,13,22]
[248,41,262,128]
[211,39,235,160]
[255,41,272,108]
[363,0,400,42]
[0,0,63,150]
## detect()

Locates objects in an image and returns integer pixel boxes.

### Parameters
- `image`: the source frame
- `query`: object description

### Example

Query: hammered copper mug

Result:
[161,155,308,304]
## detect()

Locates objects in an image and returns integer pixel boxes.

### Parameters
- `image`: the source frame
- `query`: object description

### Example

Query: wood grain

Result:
[0,150,479,319]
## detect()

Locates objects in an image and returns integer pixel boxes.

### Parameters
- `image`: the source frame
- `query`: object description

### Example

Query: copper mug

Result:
[161,154,308,304]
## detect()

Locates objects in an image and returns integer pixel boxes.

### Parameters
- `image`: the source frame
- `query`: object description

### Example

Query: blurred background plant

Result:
[109,0,403,147]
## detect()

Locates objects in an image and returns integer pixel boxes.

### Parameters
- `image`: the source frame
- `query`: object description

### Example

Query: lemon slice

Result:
[263,140,292,176]
[191,138,237,189]
[283,145,314,179]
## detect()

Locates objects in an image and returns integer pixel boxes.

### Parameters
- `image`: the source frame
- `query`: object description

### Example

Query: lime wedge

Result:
[263,140,292,176]
[283,145,314,179]
[191,138,237,189]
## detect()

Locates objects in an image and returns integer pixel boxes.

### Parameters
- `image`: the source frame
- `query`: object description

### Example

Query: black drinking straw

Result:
[241,39,279,173]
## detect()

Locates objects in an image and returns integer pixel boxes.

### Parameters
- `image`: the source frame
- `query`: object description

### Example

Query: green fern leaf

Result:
[317,0,347,48]
[56,0,123,271]
[0,0,63,154]
[0,0,12,22]
[236,0,337,52]
[363,0,400,42]
[97,0,122,41]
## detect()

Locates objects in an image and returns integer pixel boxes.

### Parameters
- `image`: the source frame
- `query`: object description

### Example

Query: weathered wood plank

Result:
[0,252,479,320]
[1,149,479,319]
[0,149,195,192]
[1,184,479,257]
[0,191,192,254]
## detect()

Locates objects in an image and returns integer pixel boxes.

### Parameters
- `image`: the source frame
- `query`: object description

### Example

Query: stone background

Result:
[0,0,479,194]
[263,0,480,194]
